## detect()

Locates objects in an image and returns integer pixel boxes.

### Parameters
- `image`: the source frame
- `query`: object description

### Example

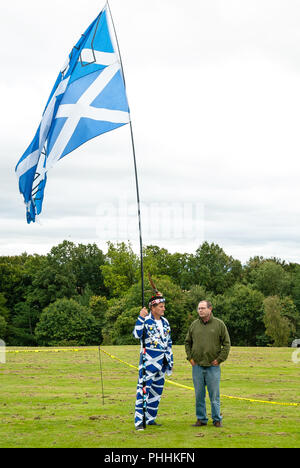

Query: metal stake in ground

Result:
[98,345,105,405]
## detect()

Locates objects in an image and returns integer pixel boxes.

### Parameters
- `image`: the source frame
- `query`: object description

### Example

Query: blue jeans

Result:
[192,365,222,423]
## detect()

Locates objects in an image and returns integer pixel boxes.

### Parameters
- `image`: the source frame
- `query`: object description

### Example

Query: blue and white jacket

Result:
[133,313,173,376]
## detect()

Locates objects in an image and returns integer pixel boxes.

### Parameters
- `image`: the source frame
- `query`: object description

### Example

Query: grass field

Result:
[0,345,299,448]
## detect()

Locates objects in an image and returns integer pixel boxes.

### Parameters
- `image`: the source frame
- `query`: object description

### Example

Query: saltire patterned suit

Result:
[133,313,173,428]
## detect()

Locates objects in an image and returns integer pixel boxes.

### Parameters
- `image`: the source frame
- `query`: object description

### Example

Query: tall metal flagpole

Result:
[107,1,147,430]
[106,0,145,308]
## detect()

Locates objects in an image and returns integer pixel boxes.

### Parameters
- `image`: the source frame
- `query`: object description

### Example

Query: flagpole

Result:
[129,121,145,308]
[106,0,145,307]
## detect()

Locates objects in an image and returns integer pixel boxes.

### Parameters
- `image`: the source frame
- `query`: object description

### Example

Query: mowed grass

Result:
[0,346,299,448]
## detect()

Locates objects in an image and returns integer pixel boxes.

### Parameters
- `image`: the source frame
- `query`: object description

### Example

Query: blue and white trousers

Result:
[134,367,165,428]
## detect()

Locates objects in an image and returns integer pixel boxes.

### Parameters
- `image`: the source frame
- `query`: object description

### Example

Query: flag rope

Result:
[6,347,299,407]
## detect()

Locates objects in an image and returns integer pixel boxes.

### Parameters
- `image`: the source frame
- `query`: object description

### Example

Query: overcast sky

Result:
[1,0,300,263]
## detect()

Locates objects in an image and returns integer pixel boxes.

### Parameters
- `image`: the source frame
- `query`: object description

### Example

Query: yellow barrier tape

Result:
[6,348,97,353]
[100,348,300,408]
[5,347,300,407]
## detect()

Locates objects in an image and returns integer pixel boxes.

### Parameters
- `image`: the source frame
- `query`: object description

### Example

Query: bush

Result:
[35,298,100,346]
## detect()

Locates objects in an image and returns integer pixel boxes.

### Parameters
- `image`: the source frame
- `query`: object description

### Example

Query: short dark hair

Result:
[199,300,212,309]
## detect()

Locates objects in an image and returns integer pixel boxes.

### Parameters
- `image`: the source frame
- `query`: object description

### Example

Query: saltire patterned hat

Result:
[148,295,165,308]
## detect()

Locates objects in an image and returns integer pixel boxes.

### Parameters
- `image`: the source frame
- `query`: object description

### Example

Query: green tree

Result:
[0,316,7,339]
[188,242,242,294]
[35,298,99,346]
[10,301,38,345]
[3,239,300,347]
[27,241,106,313]
[89,295,108,320]
[279,296,300,338]
[49,241,106,295]
[100,242,139,297]
[27,256,77,311]
[143,245,167,278]
[263,296,295,346]
[113,307,141,345]
[143,245,192,289]
[89,295,109,344]
[0,253,46,345]
[249,261,291,297]
[0,258,27,312]
[101,297,127,345]
[0,287,9,340]
[214,284,265,346]
[0,293,9,322]
[291,265,300,312]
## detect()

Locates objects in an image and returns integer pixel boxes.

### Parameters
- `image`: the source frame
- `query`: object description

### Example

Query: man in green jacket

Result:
[185,300,230,427]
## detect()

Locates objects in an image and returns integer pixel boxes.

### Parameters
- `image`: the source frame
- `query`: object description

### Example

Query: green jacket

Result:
[184,314,231,367]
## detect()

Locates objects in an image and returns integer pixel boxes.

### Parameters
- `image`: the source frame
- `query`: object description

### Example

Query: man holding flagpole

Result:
[133,292,173,430]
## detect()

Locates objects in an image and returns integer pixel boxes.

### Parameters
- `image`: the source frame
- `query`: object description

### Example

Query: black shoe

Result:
[135,424,145,431]
[148,421,162,426]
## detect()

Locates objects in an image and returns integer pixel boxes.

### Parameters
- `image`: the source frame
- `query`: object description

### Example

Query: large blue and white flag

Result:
[15,4,130,223]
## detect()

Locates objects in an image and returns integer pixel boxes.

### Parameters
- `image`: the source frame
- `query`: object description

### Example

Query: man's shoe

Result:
[148,421,162,426]
[135,424,145,431]
[191,420,207,427]
[213,421,223,428]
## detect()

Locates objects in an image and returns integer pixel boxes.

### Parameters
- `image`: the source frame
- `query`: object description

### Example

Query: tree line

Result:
[0,240,299,347]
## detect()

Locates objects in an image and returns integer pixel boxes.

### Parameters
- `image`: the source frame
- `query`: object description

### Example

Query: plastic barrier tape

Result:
[6,347,300,407]
[99,348,300,408]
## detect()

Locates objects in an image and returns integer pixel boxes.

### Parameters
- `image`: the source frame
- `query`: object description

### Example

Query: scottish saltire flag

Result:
[15,3,130,223]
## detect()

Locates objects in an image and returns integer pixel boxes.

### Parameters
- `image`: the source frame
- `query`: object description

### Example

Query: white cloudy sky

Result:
[1,0,300,263]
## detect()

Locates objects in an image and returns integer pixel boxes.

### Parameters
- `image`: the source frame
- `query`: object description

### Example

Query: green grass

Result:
[0,346,299,448]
